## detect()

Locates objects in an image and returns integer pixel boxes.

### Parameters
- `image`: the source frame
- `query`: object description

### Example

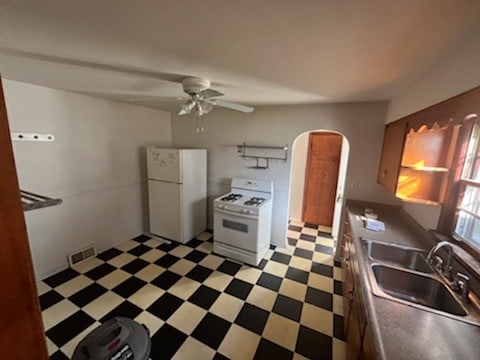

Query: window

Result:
[453,115,480,252]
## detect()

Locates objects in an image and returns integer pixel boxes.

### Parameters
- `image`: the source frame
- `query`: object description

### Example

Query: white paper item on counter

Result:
[365,219,385,231]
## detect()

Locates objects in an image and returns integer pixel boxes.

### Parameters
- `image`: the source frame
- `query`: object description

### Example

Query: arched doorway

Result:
[288,130,350,242]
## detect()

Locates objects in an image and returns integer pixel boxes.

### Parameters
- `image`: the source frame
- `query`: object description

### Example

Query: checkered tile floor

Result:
[38,220,345,359]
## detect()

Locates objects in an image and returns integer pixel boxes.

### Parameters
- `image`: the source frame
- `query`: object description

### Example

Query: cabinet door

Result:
[346,291,365,360]
[377,120,407,193]
[361,324,375,360]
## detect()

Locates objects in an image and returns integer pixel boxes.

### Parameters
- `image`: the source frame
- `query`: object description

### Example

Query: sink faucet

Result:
[426,241,453,280]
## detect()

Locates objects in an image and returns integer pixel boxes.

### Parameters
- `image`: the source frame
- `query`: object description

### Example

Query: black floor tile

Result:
[217,260,242,275]
[269,244,276,250]
[184,249,208,263]
[191,313,231,349]
[85,263,116,281]
[213,353,230,360]
[43,268,80,288]
[46,310,95,347]
[234,303,269,335]
[315,244,334,255]
[272,294,303,322]
[186,265,213,283]
[150,323,187,360]
[186,238,203,248]
[69,283,108,308]
[299,233,316,242]
[147,293,184,320]
[39,290,64,311]
[287,237,298,246]
[112,277,147,298]
[294,248,314,260]
[100,301,143,323]
[318,230,333,238]
[257,259,268,270]
[257,273,282,291]
[224,278,253,300]
[285,267,309,284]
[188,285,221,310]
[270,252,292,265]
[254,338,293,360]
[296,325,332,360]
[132,234,151,243]
[311,262,334,277]
[151,270,182,290]
[303,222,318,229]
[121,258,150,274]
[334,313,346,341]
[305,287,333,311]
[334,260,342,267]
[49,351,69,360]
[288,225,302,232]
[128,244,151,257]
[157,242,179,252]
[155,254,181,268]
[97,247,123,261]
[334,280,343,296]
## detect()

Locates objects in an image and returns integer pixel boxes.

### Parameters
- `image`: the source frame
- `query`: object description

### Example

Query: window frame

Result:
[430,87,480,261]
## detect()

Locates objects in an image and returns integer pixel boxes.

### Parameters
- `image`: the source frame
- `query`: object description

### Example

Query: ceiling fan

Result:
[178,77,254,117]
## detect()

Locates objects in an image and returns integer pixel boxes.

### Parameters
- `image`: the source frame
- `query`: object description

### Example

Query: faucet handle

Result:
[433,255,444,271]
[452,272,470,301]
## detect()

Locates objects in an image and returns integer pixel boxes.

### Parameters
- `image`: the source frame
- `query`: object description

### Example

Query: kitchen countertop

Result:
[345,200,480,360]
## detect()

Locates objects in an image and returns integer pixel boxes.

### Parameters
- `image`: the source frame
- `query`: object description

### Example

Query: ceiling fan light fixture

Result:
[178,99,195,115]
[200,100,213,114]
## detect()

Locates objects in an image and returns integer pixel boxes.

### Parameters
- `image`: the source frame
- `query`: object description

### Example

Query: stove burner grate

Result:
[221,193,243,202]
[244,197,266,207]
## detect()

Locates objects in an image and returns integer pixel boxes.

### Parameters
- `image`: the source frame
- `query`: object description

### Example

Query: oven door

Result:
[213,208,259,252]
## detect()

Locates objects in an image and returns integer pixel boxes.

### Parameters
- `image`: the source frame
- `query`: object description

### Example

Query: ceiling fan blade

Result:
[214,99,254,113]
[0,47,186,83]
[199,88,224,98]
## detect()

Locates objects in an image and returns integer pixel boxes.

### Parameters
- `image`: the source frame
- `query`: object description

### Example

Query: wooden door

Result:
[302,132,342,226]
[0,78,48,359]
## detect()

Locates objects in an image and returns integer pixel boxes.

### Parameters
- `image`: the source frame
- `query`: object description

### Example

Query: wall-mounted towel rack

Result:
[21,190,62,211]
[11,132,55,142]
[236,143,288,169]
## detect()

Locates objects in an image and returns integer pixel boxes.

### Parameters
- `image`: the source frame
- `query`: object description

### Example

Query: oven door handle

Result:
[214,208,258,220]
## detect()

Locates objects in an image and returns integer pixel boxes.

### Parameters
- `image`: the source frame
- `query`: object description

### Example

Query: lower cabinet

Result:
[341,218,374,360]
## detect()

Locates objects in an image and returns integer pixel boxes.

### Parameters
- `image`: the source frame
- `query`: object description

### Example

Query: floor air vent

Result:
[68,244,97,266]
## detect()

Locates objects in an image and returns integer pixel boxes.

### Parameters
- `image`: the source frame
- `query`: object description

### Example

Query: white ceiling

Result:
[0,0,479,112]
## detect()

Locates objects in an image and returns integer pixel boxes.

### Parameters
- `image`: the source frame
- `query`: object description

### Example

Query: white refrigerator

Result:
[147,147,207,243]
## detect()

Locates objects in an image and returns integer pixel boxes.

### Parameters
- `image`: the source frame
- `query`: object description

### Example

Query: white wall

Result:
[171,102,394,247]
[289,133,308,221]
[386,30,480,230]
[3,80,172,279]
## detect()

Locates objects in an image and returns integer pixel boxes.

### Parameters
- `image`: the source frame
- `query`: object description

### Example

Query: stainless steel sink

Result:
[360,239,480,325]
[371,265,467,316]
[363,240,433,273]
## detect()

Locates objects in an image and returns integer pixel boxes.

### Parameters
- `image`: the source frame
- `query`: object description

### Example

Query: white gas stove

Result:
[213,178,273,266]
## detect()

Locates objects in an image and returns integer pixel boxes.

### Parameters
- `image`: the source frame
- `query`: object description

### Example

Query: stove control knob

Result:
[242,209,251,214]
[218,204,224,209]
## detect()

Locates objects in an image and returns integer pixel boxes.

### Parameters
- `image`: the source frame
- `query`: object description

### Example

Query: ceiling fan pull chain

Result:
[200,116,205,132]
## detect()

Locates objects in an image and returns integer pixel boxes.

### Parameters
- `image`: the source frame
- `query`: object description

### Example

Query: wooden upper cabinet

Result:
[396,123,458,204]
[377,85,480,205]
[377,119,407,194]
